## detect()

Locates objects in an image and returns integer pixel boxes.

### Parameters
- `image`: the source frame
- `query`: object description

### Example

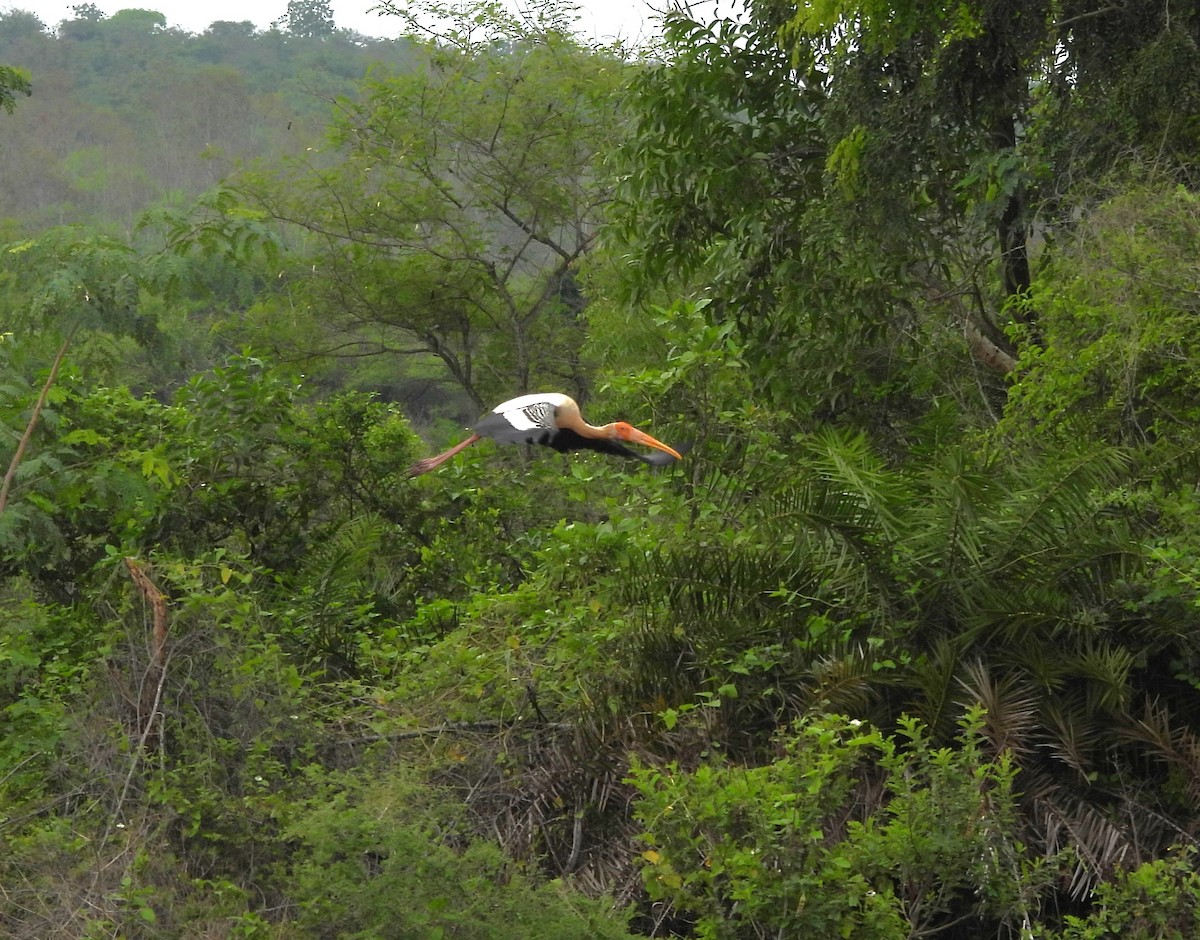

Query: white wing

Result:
[476,392,574,443]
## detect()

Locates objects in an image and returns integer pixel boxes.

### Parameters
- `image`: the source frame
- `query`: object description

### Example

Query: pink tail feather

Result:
[405,433,481,477]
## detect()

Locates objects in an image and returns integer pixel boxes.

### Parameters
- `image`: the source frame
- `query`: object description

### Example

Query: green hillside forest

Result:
[4,0,1200,936]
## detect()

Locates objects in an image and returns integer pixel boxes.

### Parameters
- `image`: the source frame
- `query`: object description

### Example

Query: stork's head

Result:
[610,421,683,461]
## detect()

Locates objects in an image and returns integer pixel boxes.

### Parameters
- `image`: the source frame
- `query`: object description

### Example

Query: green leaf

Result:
[61,428,108,446]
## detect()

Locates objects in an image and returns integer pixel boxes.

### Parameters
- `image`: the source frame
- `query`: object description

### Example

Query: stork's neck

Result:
[556,401,611,440]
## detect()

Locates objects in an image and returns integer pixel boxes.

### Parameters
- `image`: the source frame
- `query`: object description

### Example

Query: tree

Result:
[105,8,167,32]
[0,9,47,41]
[601,402,1200,897]
[58,3,105,41]
[609,0,1200,430]
[0,63,31,115]
[237,2,631,407]
[0,229,151,518]
[280,0,335,39]
[0,12,44,144]
[1001,185,1200,451]
[777,0,1200,344]
[203,19,256,39]
[606,8,978,437]
[1032,1,1200,197]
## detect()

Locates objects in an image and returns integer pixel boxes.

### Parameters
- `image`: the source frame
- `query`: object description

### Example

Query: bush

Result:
[630,711,1044,938]
[1045,847,1200,940]
[284,766,638,939]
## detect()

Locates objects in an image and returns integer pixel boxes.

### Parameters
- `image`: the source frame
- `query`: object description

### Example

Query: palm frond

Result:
[988,447,1131,576]
[1121,697,1200,803]
[281,513,392,672]
[904,637,968,737]
[903,444,999,581]
[1040,698,1099,780]
[1072,641,1136,714]
[649,543,820,630]
[801,426,911,541]
[955,659,1041,758]
[1033,790,1133,897]
[296,513,388,595]
[801,647,881,717]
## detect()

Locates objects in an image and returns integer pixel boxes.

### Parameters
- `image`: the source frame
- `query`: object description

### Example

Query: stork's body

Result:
[406,392,683,477]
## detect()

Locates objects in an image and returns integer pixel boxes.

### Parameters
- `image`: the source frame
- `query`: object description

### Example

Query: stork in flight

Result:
[406,392,684,477]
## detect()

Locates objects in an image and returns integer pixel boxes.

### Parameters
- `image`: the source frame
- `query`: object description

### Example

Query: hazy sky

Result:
[8,0,663,45]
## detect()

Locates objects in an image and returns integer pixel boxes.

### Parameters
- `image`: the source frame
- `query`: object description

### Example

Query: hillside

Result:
[0,5,418,233]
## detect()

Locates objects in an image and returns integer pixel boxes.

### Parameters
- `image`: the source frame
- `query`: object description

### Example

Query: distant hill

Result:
[0,6,418,234]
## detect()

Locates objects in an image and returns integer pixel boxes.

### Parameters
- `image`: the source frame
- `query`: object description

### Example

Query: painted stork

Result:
[406,392,684,477]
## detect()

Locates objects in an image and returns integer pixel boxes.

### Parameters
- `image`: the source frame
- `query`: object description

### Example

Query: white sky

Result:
[5,0,665,45]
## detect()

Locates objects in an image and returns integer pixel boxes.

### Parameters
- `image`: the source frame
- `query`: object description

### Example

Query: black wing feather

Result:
[547,428,636,457]
[475,410,548,446]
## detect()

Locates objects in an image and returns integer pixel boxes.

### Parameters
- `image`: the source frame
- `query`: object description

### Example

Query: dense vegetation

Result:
[3,0,1200,936]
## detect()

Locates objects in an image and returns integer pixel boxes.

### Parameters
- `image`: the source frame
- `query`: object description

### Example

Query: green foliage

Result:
[285,768,638,939]
[383,507,673,724]
[0,597,95,814]
[4,1,1200,936]
[282,0,335,39]
[0,62,31,115]
[611,428,902,747]
[600,299,749,425]
[610,0,1199,435]
[0,10,418,232]
[0,200,286,394]
[5,228,145,338]
[606,405,1200,897]
[0,563,344,937]
[631,712,1038,939]
[782,0,981,56]
[0,355,427,600]
[609,10,827,297]
[1033,12,1200,194]
[1003,185,1200,449]
[233,11,631,403]
[605,4,984,435]
[1045,848,1200,940]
